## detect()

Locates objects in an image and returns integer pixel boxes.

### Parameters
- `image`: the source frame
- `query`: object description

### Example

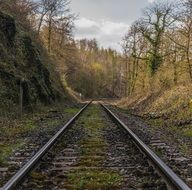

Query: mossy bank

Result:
[0,11,65,112]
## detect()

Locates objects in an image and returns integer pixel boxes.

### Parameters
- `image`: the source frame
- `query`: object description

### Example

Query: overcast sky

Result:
[71,0,156,51]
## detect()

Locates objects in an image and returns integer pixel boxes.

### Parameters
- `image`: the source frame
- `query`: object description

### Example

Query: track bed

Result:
[1,103,190,190]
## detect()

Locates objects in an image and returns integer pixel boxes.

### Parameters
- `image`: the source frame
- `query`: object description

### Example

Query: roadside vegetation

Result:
[0,104,80,166]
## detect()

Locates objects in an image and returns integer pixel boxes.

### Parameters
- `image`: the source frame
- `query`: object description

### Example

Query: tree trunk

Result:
[37,12,46,34]
[125,58,128,97]
[186,51,192,81]
[131,58,139,93]
[173,50,178,85]
[186,29,192,81]
[48,15,52,53]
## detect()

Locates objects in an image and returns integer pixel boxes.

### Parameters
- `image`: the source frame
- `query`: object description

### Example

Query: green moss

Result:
[64,105,122,189]
[166,126,179,134]
[78,156,103,167]
[183,128,192,137]
[46,119,60,127]
[180,143,190,155]
[0,142,22,165]
[148,118,163,127]
[67,170,121,190]
[0,144,12,165]
[24,119,37,130]
[118,107,131,114]
[64,107,79,114]
[0,119,36,165]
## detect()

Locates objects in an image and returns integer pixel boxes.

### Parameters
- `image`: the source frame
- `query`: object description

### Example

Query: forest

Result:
[0,0,191,101]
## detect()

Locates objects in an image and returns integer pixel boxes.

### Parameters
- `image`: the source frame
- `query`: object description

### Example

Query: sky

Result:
[71,0,156,52]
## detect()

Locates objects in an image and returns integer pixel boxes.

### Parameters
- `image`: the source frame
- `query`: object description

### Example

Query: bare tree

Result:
[56,15,74,47]
[0,0,37,27]
[138,1,176,75]
[36,0,72,53]
[47,0,70,52]
[122,33,131,96]
[36,0,51,34]
[122,22,148,95]
[169,0,192,80]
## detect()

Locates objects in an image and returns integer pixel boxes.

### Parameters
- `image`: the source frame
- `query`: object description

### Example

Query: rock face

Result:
[0,11,62,108]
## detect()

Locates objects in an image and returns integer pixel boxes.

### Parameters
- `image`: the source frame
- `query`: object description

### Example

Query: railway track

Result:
[0,102,191,190]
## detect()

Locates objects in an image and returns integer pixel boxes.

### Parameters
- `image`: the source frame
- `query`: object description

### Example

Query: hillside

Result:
[114,85,192,158]
[116,85,192,122]
[0,11,65,112]
[0,9,80,173]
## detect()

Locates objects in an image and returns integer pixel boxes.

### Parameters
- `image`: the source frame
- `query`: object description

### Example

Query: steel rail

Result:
[1,101,92,190]
[101,103,191,190]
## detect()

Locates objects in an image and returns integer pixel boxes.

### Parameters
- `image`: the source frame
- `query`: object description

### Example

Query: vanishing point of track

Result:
[1,102,191,190]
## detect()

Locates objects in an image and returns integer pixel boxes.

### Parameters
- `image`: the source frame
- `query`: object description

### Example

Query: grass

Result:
[64,107,80,114]
[0,120,43,166]
[147,118,164,128]
[0,119,38,138]
[0,104,79,166]
[0,142,23,165]
[21,119,38,132]
[0,119,37,165]
[65,105,122,190]
[179,143,191,155]
[153,147,164,157]
[183,127,192,137]
[67,170,121,190]
[0,144,13,165]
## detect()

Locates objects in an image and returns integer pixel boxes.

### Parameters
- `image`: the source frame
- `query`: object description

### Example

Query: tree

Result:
[168,0,192,81]
[122,22,147,95]
[0,0,37,28]
[138,1,176,75]
[37,0,73,53]
[122,34,130,96]
[36,0,51,34]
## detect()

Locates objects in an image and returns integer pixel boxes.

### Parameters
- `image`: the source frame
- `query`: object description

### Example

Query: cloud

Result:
[74,17,129,52]
[148,0,155,3]
[75,17,97,28]
[100,21,128,35]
